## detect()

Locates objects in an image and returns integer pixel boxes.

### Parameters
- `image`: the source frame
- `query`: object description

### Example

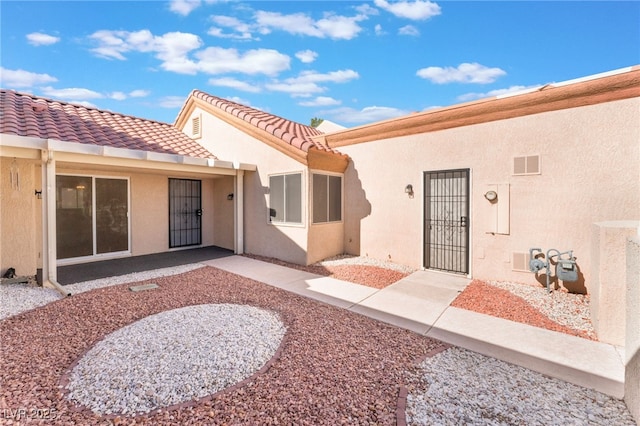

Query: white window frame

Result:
[268,171,305,227]
[311,171,343,225]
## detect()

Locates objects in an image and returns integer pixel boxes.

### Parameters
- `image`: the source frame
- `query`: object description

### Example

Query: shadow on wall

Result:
[243,169,311,266]
[534,260,588,294]
[343,161,372,257]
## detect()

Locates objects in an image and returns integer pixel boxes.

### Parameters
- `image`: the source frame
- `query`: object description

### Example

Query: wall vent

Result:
[191,115,202,138]
[512,252,531,272]
[513,155,540,175]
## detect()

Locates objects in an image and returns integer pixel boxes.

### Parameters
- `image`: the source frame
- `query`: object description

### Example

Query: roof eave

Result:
[324,66,640,148]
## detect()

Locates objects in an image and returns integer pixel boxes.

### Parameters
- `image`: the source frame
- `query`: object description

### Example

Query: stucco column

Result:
[234,169,244,254]
[41,149,57,285]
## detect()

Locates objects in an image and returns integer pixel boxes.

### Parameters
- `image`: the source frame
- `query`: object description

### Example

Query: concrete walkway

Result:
[203,255,625,399]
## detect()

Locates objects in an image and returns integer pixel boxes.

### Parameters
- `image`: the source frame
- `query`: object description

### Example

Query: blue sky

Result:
[1,1,639,127]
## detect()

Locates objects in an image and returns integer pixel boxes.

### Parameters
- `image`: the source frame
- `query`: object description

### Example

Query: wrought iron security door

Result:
[424,169,470,274]
[169,178,202,248]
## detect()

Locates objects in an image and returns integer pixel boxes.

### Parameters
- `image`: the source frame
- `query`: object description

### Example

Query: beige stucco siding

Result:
[188,107,314,264]
[339,98,640,288]
[211,175,234,250]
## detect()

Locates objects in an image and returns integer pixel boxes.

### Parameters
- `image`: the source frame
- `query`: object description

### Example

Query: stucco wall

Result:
[626,236,640,423]
[339,97,640,287]
[590,221,639,346]
[211,175,235,250]
[189,107,313,265]
[0,158,38,276]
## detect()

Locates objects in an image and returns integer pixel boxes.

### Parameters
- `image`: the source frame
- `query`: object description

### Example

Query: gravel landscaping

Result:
[0,256,633,424]
[0,266,444,424]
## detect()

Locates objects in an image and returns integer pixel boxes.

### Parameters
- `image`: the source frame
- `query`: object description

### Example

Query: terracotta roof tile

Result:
[1,90,216,159]
[188,90,338,154]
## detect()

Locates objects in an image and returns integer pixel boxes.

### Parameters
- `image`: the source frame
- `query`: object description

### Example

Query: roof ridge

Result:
[189,89,340,154]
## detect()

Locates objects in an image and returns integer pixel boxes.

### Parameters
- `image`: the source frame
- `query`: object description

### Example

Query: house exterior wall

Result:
[54,165,223,259]
[0,157,39,277]
[339,97,640,290]
[185,107,314,265]
[211,175,235,250]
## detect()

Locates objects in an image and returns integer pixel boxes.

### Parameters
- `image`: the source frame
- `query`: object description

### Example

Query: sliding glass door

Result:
[56,175,129,260]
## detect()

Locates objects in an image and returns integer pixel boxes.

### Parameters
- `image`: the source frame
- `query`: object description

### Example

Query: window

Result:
[269,173,302,224]
[56,175,129,260]
[312,173,342,223]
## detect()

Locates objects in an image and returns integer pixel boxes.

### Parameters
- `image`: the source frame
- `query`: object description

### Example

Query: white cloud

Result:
[208,15,254,40]
[169,0,201,16]
[129,89,150,98]
[255,11,366,40]
[323,105,410,124]
[89,30,202,74]
[208,77,261,93]
[159,96,186,108]
[226,96,255,107]
[374,24,385,36]
[374,0,441,20]
[196,47,290,76]
[296,50,318,64]
[40,86,104,100]
[354,3,380,16]
[289,69,359,84]
[0,67,57,88]
[399,25,420,36]
[26,32,60,46]
[416,62,506,84]
[299,96,341,107]
[265,82,325,95]
[267,69,359,97]
[457,85,540,102]
[110,91,127,101]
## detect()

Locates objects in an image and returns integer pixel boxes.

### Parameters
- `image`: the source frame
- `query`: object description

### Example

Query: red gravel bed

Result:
[451,280,595,340]
[243,254,408,289]
[0,267,444,425]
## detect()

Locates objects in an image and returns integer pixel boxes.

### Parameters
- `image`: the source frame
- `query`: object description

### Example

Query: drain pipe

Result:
[42,148,71,297]
[45,277,71,297]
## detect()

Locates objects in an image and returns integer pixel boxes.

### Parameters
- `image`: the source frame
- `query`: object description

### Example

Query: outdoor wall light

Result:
[227,193,234,200]
[484,190,498,202]
[405,184,413,195]
[34,190,42,199]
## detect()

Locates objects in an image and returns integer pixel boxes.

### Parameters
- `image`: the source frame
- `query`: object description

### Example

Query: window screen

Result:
[312,173,342,224]
[269,173,302,224]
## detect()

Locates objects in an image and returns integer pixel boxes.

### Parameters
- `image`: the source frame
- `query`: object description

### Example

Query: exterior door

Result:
[169,178,202,248]
[424,169,470,274]
[56,175,129,260]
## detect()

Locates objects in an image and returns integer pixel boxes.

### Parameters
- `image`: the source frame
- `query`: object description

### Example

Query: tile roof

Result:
[0,89,216,159]
[187,90,340,154]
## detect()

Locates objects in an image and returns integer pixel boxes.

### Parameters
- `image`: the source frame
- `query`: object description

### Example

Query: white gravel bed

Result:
[407,347,635,425]
[64,263,206,294]
[65,304,286,416]
[316,254,417,274]
[489,280,595,337]
[0,281,61,320]
[0,264,206,320]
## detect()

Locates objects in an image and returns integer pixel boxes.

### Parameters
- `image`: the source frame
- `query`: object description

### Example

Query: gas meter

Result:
[556,259,578,282]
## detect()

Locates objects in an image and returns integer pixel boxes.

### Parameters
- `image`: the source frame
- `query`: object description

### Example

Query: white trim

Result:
[235,169,245,254]
[309,170,344,225]
[0,134,257,172]
[267,170,306,227]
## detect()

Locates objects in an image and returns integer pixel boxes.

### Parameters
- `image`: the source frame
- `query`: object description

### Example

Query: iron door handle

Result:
[195,209,203,217]
[460,216,467,227]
